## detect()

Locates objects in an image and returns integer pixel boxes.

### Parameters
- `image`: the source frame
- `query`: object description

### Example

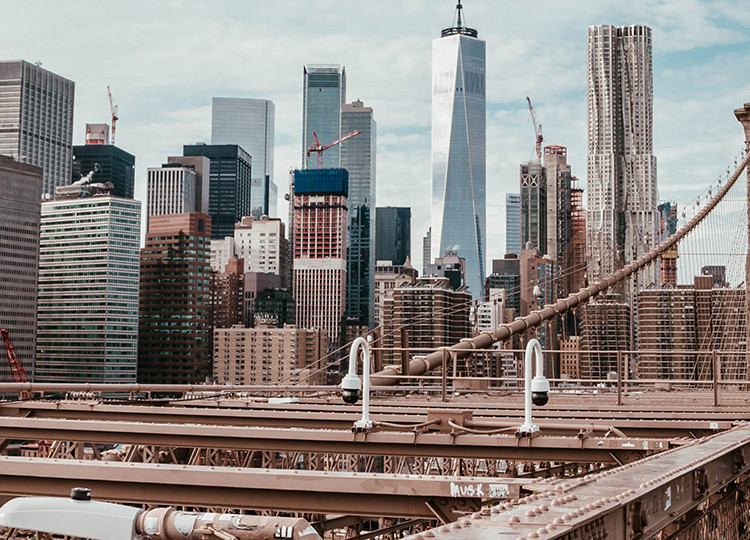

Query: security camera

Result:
[340,373,361,405]
[530,374,550,406]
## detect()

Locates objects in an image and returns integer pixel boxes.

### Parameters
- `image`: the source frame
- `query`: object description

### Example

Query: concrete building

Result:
[520,162,546,256]
[302,65,346,169]
[341,100,376,327]
[560,336,581,379]
[486,254,521,314]
[0,156,42,381]
[580,293,631,381]
[138,213,213,384]
[0,61,74,198]
[544,145,573,270]
[520,244,556,358]
[376,207,411,266]
[213,258,245,331]
[234,215,290,287]
[431,3,486,301]
[72,143,135,200]
[254,288,295,328]
[658,202,678,286]
[36,182,141,383]
[382,276,471,362]
[211,97,277,218]
[586,25,658,298]
[422,228,431,275]
[244,272,283,327]
[210,237,236,273]
[166,155,211,214]
[568,178,586,294]
[214,324,325,385]
[425,251,467,291]
[292,169,348,350]
[505,193,521,256]
[146,164,197,220]
[183,144,252,240]
[374,259,418,328]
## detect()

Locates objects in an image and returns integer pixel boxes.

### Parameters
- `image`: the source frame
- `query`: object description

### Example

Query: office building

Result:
[254,288,295,328]
[520,161,546,255]
[658,202,678,286]
[292,169,348,351]
[0,60,75,198]
[210,237,235,273]
[505,193,521,255]
[138,213,213,384]
[382,276,471,362]
[72,143,135,199]
[425,251,466,291]
[587,25,658,295]
[0,156,42,381]
[431,4,486,300]
[520,244,556,358]
[580,293,631,380]
[544,145,573,265]
[214,324,326,385]
[211,97,277,218]
[302,65,346,169]
[146,164,197,219]
[376,207,411,265]
[422,228,431,275]
[341,100,376,327]
[167,155,211,214]
[244,272,283,327]
[183,144,252,239]
[36,182,141,383]
[374,259,418,327]
[213,258,245,330]
[486,254,521,314]
[568,178,586,294]
[234,215,290,286]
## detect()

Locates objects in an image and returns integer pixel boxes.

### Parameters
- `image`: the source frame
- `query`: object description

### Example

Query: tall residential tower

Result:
[586,25,658,295]
[431,3,486,300]
[302,65,346,169]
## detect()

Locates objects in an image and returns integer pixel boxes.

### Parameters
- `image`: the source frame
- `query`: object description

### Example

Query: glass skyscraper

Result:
[431,5,486,300]
[341,100,376,327]
[302,65,346,169]
[0,60,75,198]
[505,193,521,255]
[211,98,277,218]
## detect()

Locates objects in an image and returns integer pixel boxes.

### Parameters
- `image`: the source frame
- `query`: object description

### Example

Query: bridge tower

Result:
[734,102,750,380]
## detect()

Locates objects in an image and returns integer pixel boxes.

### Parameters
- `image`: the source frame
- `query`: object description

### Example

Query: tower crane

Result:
[107,86,119,145]
[1,329,31,399]
[526,96,543,162]
[306,130,361,169]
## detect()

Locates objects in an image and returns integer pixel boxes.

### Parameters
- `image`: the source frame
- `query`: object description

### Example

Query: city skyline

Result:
[0,1,747,272]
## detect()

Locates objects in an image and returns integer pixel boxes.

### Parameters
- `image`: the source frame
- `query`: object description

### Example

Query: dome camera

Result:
[530,375,550,407]
[531,391,549,406]
[340,373,361,405]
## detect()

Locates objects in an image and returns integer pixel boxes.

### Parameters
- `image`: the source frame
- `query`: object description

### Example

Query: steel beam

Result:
[0,457,522,519]
[401,424,750,539]
[0,417,666,463]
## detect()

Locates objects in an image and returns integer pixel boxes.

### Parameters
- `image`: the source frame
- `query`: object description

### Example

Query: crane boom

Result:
[1,328,29,384]
[526,96,543,162]
[306,130,361,169]
[107,86,119,145]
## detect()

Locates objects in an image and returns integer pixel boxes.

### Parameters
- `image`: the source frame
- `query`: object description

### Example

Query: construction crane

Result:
[306,130,361,169]
[107,86,119,145]
[526,96,543,162]
[1,329,31,399]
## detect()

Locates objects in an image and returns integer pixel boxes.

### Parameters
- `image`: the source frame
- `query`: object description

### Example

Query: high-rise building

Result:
[431,3,486,300]
[302,65,346,169]
[213,258,245,330]
[214,324,325,385]
[658,201,678,286]
[234,215,290,286]
[586,25,658,295]
[341,100,376,327]
[138,213,213,384]
[211,98,277,218]
[254,288,295,328]
[520,161,546,254]
[167,155,211,214]
[374,259,418,327]
[183,144,252,240]
[292,169,348,351]
[520,244,556,358]
[210,237,236,273]
[146,164,197,219]
[544,145,573,265]
[505,193,521,255]
[0,156,42,382]
[486,254,521,314]
[376,207,411,265]
[422,228,431,275]
[568,178,586,294]
[36,182,141,383]
[72,144,135,199]
[0,61,75,198]
[580,293,631,380]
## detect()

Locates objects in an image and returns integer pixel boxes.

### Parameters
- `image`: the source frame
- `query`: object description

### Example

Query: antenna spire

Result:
[441,0,478,38]
[456,1,463,28]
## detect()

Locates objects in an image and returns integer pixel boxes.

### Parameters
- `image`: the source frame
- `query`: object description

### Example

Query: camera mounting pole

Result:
[340,336,374,429]
[518,338,550,435]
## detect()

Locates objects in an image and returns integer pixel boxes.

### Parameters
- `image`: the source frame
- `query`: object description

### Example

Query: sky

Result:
[2,0,749,272]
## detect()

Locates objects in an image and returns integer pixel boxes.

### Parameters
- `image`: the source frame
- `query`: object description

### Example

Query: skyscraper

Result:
[431,3,486,300]
[0,61,75,198]
[505,193,521,255]
[146,164,197,219]
[183,144,252,240]
[376,207,411,266]
[139,213,213,384]
[36,182,141,383]
[587,25,658,293]
[211,98,277,218]
[302,65,346,169]
[520,162,546,253]
[544,145,572,266]
[72,143,135,199]
[0,156,42,382]
[292,169,348,351]
[341,100,376,327]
